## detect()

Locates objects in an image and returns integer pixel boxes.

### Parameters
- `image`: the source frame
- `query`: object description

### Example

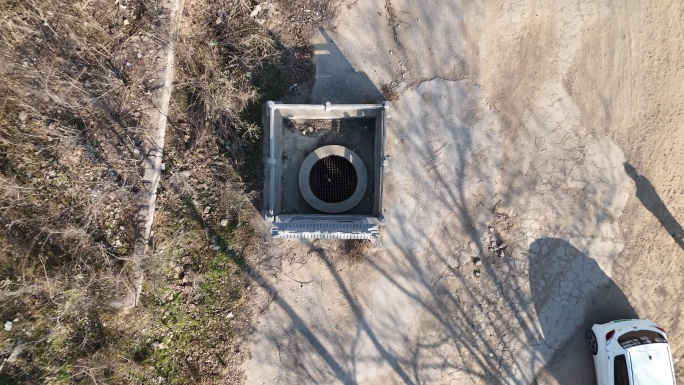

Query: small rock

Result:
[249,4,262,18]
[474,258,482,266]
[18,111,28,122]
[473,269,481,278]
[4,321,12,331]
[227,312,234,319]
[108,300,124,308]
[6,344,25,363]
[123,18,130,26]
[499,250,506,258]
[166,293,174,302]
[47,170,56,178]
[133,148,140,155]
[204,206,211,214]
[220,219,228,227]
[210,245,221,251]
[136,52,142,59]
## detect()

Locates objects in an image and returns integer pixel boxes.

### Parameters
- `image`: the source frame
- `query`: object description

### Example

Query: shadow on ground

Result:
[241,75,635,384]
[239,73,636,384]
[529,238,637,385]
[235,5,638,380]
[310,29,383,104]
[624,162,684,251]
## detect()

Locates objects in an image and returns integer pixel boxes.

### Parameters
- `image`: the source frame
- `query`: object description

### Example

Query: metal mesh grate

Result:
[309,155,358,203]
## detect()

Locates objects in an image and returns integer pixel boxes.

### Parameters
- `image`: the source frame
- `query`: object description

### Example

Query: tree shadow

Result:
[237,2,644,382]
[528,238,637,385]
[222,28,384,215]
[624,162,684,251]
[310,29,383,104]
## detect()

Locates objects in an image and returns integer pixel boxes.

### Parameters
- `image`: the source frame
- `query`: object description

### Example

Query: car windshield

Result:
[618,330,666,349]
[614,354,629,385]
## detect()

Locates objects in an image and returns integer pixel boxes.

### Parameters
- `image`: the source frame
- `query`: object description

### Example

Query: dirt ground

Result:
[242,0,684,384]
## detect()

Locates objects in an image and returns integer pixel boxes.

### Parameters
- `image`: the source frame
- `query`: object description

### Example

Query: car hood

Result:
[629,345,676,385]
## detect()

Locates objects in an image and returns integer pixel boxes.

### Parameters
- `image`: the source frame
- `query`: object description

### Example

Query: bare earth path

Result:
[128,0,183,309]
[243,0,684,384]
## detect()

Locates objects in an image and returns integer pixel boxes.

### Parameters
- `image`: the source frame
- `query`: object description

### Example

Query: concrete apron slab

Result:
[244,2,633,384]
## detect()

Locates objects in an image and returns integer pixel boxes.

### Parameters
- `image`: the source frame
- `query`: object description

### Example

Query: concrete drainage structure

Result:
[263,101,389,239]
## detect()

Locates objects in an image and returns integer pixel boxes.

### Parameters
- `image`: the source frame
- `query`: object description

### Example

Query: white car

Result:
[586,319,677,385]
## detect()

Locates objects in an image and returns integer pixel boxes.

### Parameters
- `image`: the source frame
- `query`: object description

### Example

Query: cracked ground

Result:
[242,0,684,384]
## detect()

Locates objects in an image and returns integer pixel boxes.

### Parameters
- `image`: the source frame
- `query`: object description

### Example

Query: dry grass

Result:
[0,0,167,382]
[344,239,372,264]
[143,1,338,380]
[0,0,337,382]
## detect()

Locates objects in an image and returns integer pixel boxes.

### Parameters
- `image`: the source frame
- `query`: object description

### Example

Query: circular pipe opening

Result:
[309,155,358,203]
[299,145,367,213]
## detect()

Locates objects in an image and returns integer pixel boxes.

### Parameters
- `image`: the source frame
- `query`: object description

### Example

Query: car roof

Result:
[628,345,676,385]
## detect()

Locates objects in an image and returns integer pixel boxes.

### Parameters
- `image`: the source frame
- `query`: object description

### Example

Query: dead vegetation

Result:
[344,239,371,264]
[381,82,400,102]
[0,0,337,382]
[0,0,157,381]
[136,0,339,381]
